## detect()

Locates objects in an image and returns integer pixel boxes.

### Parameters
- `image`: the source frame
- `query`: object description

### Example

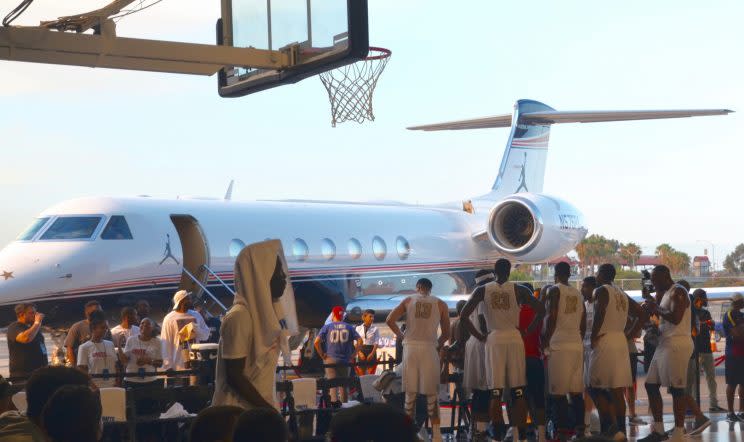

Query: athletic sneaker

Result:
[688,416,711,436]
[469,430,488,442]
[738,412,744,421]
[629,416,647,425]
[709,405,727,413]
[726,413,740,422]
[667,428,685,442]
[417,427,429,442]
[601,424,626,442]
[486,423,508,441]
[637,432,668,442]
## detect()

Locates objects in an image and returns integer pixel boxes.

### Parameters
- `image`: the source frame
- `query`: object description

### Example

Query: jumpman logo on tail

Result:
[515,152,529,193]
[159,234,180,266]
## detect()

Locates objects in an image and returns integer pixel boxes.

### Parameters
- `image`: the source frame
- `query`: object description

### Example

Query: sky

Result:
[0,0,742,269]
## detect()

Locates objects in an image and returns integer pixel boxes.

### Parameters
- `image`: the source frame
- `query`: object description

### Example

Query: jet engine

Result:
[486,193,587,263]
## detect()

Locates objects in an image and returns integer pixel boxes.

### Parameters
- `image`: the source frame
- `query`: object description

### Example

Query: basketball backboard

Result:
[218,0,369,97]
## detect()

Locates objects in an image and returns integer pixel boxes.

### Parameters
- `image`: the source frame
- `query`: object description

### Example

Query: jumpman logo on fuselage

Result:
[515,152,528,193]
[159,234,180,266]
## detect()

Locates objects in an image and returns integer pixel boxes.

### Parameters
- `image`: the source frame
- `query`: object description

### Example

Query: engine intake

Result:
[488,198,542,254]
[484,193,586,262]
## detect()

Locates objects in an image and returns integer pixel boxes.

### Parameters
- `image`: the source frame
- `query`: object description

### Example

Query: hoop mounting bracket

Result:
[0,24,292,76]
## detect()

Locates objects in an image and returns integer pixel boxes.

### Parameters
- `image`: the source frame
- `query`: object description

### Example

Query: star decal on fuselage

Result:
[1,271,13,281]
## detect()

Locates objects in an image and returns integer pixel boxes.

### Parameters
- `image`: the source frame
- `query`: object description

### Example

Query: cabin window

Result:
[229,239,245,258]
[396,236,411,260]
[16,217,50,241]
[40,216,102,240]
[321,238,336,260]
[292,238,309,261]
[348,238,362,259]
[372,236,387,261]
[101,216,133,240]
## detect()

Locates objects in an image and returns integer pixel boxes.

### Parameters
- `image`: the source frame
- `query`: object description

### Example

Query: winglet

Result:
[224,180,234,201]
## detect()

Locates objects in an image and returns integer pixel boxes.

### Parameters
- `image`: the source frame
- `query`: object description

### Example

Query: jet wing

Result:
[408,109,733,131]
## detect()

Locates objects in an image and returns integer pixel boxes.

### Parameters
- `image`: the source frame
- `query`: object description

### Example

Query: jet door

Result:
[170,215,210,297]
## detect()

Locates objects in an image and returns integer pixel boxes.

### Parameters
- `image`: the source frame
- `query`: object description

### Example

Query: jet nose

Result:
[0,242,58,305]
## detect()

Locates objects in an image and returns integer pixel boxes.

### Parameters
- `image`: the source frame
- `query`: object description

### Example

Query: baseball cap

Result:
[732,292,744,303]
[172,290,191,310]
[332,306,345,321]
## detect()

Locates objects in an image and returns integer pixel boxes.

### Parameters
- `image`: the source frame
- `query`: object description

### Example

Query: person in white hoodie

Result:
[212,239,298,410]
[160,290,210,371]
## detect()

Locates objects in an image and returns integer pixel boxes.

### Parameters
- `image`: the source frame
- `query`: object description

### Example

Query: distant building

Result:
[692,256,710,277]
[618,255,663,271]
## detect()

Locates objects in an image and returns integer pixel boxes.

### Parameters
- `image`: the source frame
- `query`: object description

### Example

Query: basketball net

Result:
[319,47,391,127]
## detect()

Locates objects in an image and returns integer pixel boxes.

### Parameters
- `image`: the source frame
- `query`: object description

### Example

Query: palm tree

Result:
[576,234,620,275]
[620,242,642,270]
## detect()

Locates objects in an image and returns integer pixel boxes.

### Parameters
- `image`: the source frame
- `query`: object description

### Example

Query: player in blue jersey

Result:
[315,306,362,405]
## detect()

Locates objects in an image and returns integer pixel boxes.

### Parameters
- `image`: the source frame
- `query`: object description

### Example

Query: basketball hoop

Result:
[319,46,391,127]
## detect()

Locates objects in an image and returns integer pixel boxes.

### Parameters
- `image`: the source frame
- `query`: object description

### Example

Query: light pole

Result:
[696,240,716,273]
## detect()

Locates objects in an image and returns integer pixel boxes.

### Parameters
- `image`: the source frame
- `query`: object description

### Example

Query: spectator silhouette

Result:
[41,385,102,442]
[232,407,289,442]
[0,366,92,441]
[189,405,244,442]
[328,403,417,442]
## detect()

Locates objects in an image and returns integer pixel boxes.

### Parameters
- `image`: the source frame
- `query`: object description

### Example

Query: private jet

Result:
[0,99,732,327]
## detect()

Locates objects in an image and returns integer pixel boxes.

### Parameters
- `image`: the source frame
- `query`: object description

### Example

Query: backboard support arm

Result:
[0,21,295,76]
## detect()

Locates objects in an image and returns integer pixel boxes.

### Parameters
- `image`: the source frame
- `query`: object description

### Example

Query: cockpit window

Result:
[40,217,102,240]
[101,216,133,240]
[16,217,50,241]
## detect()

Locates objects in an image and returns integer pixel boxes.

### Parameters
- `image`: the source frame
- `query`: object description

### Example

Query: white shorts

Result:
[463,336,487,393]
[402,341,440,395]
[548,347,584,395]
[589,332,632,389]
[485,331,526,390]
[646,337,693,388]
[583,347,593,387]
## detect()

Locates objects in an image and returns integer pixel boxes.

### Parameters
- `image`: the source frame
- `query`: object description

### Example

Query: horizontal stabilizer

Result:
[408,108,733,131]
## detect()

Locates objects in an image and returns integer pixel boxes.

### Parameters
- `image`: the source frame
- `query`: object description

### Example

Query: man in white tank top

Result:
[386,278,450,442]
[543,262,586,439]
[460,259,545,442]
[638,266,694,442]
[462,270,495,438]
[589,264,646,441]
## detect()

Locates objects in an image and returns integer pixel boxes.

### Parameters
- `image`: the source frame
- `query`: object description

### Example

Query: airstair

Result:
[180,266,234,318]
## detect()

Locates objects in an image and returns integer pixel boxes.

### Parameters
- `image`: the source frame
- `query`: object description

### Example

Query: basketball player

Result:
[581,276,598,434]
[386,278,450,442]
[543,262,585,440]
[460,259,545,442]
[638,266,693,442]
[463,270,496,440]
[590,264,646,441]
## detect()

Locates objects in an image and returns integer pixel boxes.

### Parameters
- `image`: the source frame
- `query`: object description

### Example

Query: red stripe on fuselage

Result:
[49,259,494,298]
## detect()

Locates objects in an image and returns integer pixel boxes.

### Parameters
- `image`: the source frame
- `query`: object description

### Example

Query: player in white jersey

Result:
[581,276,598,434]
[462,270,495,439]
[638,266,694,442]
[460,259,545,442]
[386,278,450,442]
[543,262,586,440]
[590,264,646,441]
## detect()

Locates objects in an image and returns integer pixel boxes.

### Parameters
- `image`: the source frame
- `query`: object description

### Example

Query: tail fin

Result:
[491,100,552,196]
[408,99,732,201]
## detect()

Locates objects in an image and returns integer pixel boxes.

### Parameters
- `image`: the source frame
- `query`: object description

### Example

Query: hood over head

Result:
[233,239,298,366]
